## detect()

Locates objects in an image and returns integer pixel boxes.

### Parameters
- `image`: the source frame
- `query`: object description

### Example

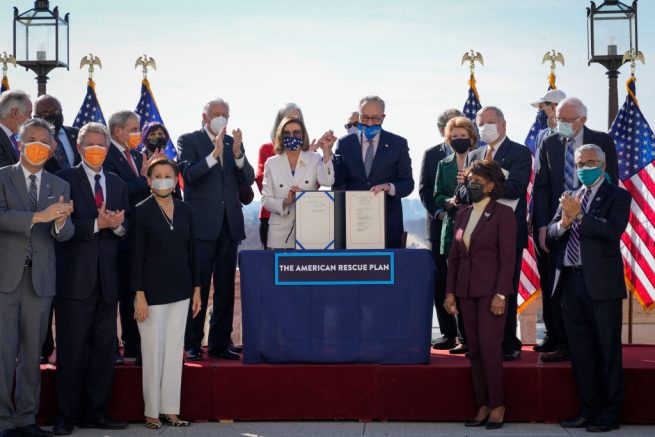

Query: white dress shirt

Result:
[486,136,507,160]
[203,126,245,170]
[81,161,126,236]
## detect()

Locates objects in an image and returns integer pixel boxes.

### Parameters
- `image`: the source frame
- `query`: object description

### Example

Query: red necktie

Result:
[94,174,104,208]
[123,150,139,176]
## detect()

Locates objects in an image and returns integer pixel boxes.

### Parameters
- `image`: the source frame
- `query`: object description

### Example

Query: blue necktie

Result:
[564,138,576,191]
[565,189,591,266]
[26,175,37,261]
[9,134,20,159]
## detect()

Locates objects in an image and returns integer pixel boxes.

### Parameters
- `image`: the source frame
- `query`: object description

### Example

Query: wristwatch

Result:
[495,293,506,300]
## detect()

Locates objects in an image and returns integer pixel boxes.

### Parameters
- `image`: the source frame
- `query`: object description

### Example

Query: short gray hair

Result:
[575,144,605,164]
[437,108,464,132]
[558,97,588,118]
[359,95,385,113]
[203,98,230,116]
[19,118,55,143]
[108,110,139,135]
[78,122,111,147]
[270,103,303,141]
[0,89,31,119]
[477,106,505,122]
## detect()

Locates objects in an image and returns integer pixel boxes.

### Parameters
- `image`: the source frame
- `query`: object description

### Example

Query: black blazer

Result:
[55,165,130,304]
[547,181,631,300]
[177,128,255,241]
[533,126,619,229]
[44,126,81,174]
[457,137,532,249]
[102,142,150,208]
[130,196,200,305]
[0,127,18,168]
[418,142,451,241]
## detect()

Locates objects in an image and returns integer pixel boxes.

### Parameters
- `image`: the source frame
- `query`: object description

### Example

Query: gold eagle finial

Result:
[461,50,483,78]
[79,53,102,80]
[135,54,157,80]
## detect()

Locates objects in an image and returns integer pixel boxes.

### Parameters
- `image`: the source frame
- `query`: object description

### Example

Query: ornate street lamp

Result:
[13,0,69,96]
[587,0,638,128]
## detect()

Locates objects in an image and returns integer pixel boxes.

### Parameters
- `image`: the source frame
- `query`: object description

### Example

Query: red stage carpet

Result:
[36,346,655,424]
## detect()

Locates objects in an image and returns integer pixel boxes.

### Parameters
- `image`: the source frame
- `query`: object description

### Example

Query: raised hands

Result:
[141,148,166,177]
[97,202,125,230]
[317,130,337,162]
[33,195,74,225]
[232,128,243,157]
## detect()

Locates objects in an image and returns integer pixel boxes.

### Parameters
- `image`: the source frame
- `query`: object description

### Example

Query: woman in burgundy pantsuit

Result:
[444,160,516,430]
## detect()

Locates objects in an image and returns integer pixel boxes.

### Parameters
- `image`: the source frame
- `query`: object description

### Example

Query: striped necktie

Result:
[363,139,374,177]
[564,189,591,266]
[564,138,576,190]
[26,175,37,261]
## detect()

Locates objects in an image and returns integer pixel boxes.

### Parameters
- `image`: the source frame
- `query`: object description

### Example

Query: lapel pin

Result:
[484,212,491,217]
[384,143,388,148]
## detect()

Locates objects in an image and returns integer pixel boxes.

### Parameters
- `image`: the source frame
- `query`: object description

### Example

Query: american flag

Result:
[609,76,655,310]
[135,79,176,159]
[72,79,106,129]
[462,76,482,121]
[1,76,8,93]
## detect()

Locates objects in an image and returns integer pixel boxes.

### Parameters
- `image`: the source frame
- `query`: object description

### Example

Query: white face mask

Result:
[209,116,228,135]
[479,123,499,144]
[151,178,176,191]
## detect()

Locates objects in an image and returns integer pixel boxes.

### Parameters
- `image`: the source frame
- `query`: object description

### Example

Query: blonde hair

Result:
[444,116,478,148]
[273,117,310,155]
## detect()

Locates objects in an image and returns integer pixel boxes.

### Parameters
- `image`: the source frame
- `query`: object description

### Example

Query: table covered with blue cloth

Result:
[238,249,434,364]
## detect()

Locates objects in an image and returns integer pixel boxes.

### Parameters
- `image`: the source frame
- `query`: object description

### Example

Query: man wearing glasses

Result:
[333,95,414,249]
[532,97,619,363]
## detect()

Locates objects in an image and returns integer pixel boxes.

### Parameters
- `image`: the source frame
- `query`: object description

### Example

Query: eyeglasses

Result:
[360,115,383,123]
[282,130,303,139]
[557,116,580,124]
[344,123,358,129]
[575,160,601,169]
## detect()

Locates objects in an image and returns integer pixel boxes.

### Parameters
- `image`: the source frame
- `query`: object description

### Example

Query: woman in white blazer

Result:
[262,117,336,249]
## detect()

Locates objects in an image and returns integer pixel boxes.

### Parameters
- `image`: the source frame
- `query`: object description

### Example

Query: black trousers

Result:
[561,270,624,424]
[55,289,117,422]
[502,247,524,353]
[259,217,269,249]
[185,222,238,354]
[430,240,465,343]
[117,253,140,358]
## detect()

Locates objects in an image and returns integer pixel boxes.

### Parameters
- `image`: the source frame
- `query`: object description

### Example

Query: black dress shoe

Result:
[228,344,243,353]
[503,350,521,361]
[52,418,73,436]
[464,418,487,427]
[560,415,590,428]
[15,424,53,437]
[209,350,240,360]
[78,417,128,430]
[186,349,203,361]
[533,338,557,353]
[432,336,456,350]
[448,343,469,355]
[1,428,23,437]
[541,349,570,363]
[586,422,620,432]
[485,421,504,430]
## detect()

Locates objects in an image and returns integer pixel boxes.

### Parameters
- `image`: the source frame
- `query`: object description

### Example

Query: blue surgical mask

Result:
[577,166,603,187]
[558,121,574,139]
[358,123,382,140]
[283,136,303,151]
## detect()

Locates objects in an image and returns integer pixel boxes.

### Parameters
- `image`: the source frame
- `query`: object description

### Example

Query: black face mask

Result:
[147,137,168,152]
[450,138,472,154]
[43,113,64,133]
[466,181,487,203]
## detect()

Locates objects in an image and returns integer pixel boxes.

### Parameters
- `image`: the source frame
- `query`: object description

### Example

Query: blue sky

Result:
[2,0,654,198]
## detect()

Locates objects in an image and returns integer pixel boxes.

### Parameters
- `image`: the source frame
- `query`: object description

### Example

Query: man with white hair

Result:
[547,144,630,432]
[177,98,255,361]
[0,90,32,168]
[532,97,619,362]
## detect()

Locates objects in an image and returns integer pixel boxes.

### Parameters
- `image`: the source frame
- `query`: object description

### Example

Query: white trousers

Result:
[137,298,188,418]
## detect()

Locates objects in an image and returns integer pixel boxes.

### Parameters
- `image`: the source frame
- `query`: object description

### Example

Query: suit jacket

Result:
[457,137,532,249]
[0,127,18,169]
[433,153,461,255]
[261,151,335,249]
[44,126,81,174]
[547,181,631,300]
[446,199,516,298]
[177,128,255,241]
[0,164,74,296]
[102,142,150,208]
[55,165,129,303]
[418,142,450,241]
[333,130,414,248]
[533,126,619,229]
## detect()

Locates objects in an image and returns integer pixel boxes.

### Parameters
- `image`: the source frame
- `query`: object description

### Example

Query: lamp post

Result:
[587,0,638,129]
[13,0,69,96]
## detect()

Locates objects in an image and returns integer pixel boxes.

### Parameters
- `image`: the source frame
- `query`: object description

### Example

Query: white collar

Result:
[20,163,43,181]
[111,139,127,153]
[0,122,13,139]
[82,160,104,178]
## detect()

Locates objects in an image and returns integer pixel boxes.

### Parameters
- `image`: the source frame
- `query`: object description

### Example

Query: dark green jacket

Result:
[433,153,460,255]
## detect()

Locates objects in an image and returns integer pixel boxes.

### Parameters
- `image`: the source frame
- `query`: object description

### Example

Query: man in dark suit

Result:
[102,110,161,363]
[547,144,630,433]
[33,95,81,364]
[0,90,32,169]
[333,95,414,249]
[177,98,255,361]
[418,108,464,351]
[458,106,532,361]
[53,122,129,435]
[533,97,619,362]
[0,118,74,437]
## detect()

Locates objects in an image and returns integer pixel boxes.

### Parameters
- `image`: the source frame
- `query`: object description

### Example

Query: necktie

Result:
[564,138,576,191]
[484,145,494,161]
[26,174,37,261]
[123,149,139,176]
[363,139,374,177]
[565,189,591,266]
[54,135,70,169]
[94,174,104,208]
[9,134,19,159]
